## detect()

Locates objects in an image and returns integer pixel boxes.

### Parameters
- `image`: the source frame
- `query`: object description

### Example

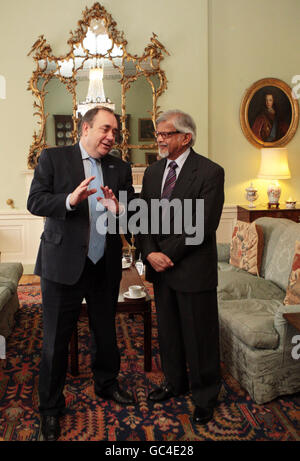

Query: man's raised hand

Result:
[69,176,96,207]
[97,185,120,215]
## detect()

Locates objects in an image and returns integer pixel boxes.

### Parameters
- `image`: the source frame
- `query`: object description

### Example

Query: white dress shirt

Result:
[66,142,104,212]
[161,148,190,194]
[66,142,125,216]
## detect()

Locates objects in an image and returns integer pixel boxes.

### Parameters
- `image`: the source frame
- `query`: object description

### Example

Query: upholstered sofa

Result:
[0,263,23,341]
[217,217,300,404]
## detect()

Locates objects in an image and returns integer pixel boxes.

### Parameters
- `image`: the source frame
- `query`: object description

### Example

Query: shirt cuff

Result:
[66,194,76,211]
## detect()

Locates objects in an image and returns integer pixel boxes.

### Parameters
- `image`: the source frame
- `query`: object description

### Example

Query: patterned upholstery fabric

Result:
[284,240,300,305]
[0,263,23,338]
[218,267,285,302]
[219,298,282,349]
[254,217,292,278]
[229,221,264,276]
[218,217,300,404]
[264,221,300,291]
[217,243,231,262]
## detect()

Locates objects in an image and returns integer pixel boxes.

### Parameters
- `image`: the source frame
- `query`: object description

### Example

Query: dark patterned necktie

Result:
[161,161,178,199]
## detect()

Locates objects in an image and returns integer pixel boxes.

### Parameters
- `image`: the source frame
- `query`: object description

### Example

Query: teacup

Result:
[129,285,145,297]
[286,201,296,209]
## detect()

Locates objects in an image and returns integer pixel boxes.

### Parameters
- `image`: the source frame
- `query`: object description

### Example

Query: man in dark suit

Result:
[137,110,224,425]
[27,107,135,441]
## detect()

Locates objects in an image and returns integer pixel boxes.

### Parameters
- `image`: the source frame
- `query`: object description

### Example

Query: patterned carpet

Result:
[0,280,299,441]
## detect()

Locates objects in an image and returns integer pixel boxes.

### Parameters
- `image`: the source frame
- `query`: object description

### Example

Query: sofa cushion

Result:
[218,298,282,349]
[284,240,300,305]
[218,269,285,302]
[218,262,243,272]
[0,286,12,313]
[229,221,264,275]
[265,221,300,291]
[254,217,294,278]
[0,263,23,291]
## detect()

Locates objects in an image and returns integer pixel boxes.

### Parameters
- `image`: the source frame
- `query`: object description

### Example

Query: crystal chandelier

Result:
[86,67,105,103]
[77,21,115,117]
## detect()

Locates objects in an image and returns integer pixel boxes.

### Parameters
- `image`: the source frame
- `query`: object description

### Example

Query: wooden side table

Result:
[69,266,152,375]
[237,205,300,223]
[283,313,300,332]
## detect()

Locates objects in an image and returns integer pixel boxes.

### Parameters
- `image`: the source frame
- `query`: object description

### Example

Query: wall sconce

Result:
[257,148,291,208]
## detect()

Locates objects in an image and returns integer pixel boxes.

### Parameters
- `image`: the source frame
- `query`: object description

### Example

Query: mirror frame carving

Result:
[27,2,169,168]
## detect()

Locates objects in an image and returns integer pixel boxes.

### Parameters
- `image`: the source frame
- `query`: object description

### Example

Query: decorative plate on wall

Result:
[53,114,73,146]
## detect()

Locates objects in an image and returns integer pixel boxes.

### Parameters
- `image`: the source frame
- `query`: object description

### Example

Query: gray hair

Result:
[156,110,196,147]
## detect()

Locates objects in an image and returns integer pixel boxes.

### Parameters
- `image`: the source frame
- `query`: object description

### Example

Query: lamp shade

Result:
[257,148,291,179]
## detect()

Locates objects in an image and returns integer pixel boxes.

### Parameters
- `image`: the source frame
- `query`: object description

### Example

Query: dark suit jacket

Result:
[27,143,135,286]
[137,149,224,292]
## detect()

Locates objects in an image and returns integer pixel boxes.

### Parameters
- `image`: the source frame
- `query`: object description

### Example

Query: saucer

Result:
[124,291,146,299]
[122,262,131,270]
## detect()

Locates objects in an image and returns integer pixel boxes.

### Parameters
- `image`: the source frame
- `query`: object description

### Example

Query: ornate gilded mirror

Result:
[27,2,169,168]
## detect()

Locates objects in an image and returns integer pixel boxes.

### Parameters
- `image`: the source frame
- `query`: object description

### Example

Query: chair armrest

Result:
[0,276,17,294]
[0,263,23,287]
[217,243,230,263]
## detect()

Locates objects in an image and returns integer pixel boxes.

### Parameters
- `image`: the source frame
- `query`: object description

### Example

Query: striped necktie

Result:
[161,161,178,199]
[87,157,107,264]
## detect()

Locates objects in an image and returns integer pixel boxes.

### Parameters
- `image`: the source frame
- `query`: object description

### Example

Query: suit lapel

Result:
[170,150,199,200]
[70,143,88,217]
[71,143,86,185]
[101,155,118,193]
[153,158,167,198]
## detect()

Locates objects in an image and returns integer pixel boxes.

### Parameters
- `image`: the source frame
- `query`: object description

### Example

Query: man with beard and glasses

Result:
[137,109,224,425]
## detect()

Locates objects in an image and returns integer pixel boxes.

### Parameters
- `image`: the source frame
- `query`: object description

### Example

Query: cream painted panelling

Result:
[0,206,236,269]
[0,211,44,264]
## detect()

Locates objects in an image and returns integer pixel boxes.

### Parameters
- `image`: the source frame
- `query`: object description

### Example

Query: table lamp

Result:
[257,147,291,208]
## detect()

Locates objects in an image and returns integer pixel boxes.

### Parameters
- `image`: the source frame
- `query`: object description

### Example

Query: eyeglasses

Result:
[154,131,181,139]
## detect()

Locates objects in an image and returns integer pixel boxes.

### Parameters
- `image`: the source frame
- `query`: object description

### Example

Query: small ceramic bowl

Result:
[285,200,296,209]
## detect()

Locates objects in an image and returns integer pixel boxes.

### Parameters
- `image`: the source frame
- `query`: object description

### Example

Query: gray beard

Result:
[158,148,169,159]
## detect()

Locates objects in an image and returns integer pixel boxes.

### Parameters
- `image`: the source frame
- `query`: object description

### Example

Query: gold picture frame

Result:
[138,118,155,142]
[240,78,299,148]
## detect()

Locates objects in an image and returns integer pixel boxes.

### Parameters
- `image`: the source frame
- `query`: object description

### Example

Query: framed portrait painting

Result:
[138,118,155,142]
[240,78,299,148]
